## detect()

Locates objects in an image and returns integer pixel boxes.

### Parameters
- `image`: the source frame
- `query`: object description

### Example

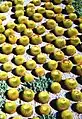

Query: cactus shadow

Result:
[76,76,82,85]
[43,63,49,71]
[16,105,21,115]
[76,43,82,52]
[71,66,77,75]
[50,99,58,111]
[35,105,41,115]
[56,112,62,119]
[71,103,77,112]
[65,91,74,101]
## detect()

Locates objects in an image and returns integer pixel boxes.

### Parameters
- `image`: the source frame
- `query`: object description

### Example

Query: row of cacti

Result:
[0,0,82,17]
[0,80,56,118]
[0,76,52,108]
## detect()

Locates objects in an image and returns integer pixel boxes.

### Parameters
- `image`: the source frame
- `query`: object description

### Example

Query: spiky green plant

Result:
[73,0,82,16]
[33,113,56,119]
[39,114,56,119]
[21,76,52,93]
[0,81,8,108]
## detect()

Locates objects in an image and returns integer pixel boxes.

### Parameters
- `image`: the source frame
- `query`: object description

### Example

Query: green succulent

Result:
[0,80,8,95]
[73,0,82,16]
[22,76,52,93]
[39,113,56,119]
[0,81,8,108]
[0,96,6,108]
